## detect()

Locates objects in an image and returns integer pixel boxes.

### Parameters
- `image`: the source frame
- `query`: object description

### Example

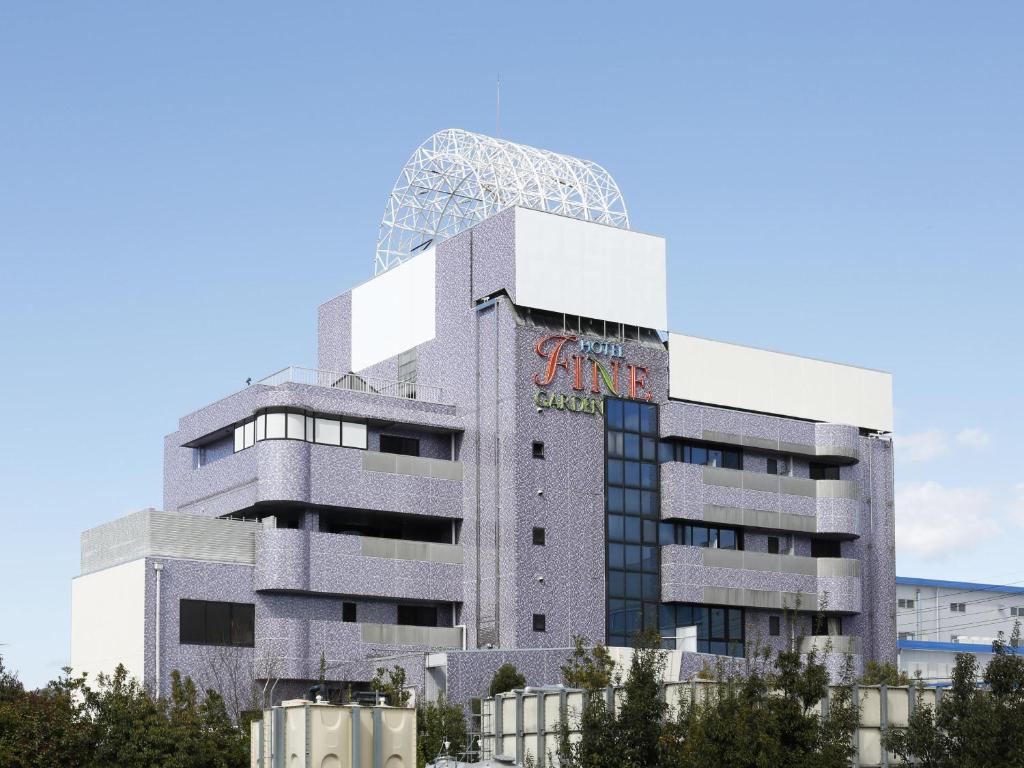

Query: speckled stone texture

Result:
[145,206,894,708]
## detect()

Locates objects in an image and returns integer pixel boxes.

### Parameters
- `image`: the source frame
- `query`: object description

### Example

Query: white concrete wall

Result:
[514,207,667,330]
[350,249,436,371]
[668,333,893,432]
[70,558,146,685]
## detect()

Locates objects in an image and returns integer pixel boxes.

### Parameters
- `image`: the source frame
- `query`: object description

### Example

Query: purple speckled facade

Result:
[81,205,895,709]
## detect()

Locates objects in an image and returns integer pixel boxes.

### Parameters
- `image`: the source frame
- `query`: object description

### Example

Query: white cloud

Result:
[1012,484,1024,527]
[896,429,949,462]
[956,428,991,450]
[896,481,1000,559]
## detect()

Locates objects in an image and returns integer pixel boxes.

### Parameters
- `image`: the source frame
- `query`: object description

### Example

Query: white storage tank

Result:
[252,699,416,768]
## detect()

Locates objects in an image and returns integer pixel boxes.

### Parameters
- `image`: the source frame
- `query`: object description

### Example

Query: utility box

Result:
[251,699,416,768]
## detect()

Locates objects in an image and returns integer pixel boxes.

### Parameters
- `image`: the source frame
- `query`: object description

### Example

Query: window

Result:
[811,615,843,636]
[675,524,742,550]
[265,412,286,440]
[769,616,781,636]
[532,441,545,459]
[380,435,420,456]
[533,614,546,632]
[342,602,357,622]
[179,600,254,647]
[767,536,780,555]
[231,410,367,453]
[898,599,916,609]
[658,441,742,470]
[767,458,778,475]
[605,399,661,647]
[532,527,546,546]
[342,422,367,449]
[658,604,744,657]
[315,417,341,446]
[397,605,438,627]
[810,538,842,558]
[951,635,961,643]
[809,463,841,480]
[397,348,417,383]
[950,602,966,613]
[1011,607,1024,617]
[899,632,915,641]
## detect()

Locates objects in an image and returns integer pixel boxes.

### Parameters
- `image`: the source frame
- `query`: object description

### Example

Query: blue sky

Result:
[1,2,1021,687]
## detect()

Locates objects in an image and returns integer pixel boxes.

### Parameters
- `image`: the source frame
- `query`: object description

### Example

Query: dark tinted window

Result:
[767,536,780,555]
[380,435,420,456]
[533,614,546,632]
[679,524,742,550]
[179,600,206,645]
[397,604,438,627]
[532,527,546,545]
[179,600,254,647]
[532,441,545,459]
[660,603,744,657]
[658,441,742,470]
[769,616,781,636]
[767,458,778,475]
[810,463,840,480]
[811,538,842,558]
[342,602,357,622]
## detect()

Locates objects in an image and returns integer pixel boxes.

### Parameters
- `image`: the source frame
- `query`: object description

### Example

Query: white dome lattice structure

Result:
[375,128,630,274]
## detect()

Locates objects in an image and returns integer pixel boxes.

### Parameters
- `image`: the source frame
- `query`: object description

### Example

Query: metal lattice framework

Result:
[375,128,630,274]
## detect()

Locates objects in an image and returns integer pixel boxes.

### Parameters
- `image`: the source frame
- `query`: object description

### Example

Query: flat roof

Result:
[896,576,1024,595]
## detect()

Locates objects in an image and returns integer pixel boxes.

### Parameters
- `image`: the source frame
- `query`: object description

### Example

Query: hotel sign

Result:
[532,334,652,415]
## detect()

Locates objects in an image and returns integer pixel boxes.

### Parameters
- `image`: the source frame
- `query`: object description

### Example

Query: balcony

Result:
[661,545,861,613]
[360,622,464,649]
[660,462,861,538]
[799,635,862,656]
[255,529,463,601]
[659,401,862,461]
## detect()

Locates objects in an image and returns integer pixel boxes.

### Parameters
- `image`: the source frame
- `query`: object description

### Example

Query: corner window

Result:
[532,441,545,459]
[230,410,367,453]
[342,602,357,622]
[533,614,546,632]
[179,599,254,647]
[532,527,546,546]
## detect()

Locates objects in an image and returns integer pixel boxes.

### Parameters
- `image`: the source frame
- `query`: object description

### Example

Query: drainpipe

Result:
[154,562,164,698]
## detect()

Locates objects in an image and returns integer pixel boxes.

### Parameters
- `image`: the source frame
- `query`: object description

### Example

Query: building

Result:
[71,129,896,707]
[896,576,1024,684]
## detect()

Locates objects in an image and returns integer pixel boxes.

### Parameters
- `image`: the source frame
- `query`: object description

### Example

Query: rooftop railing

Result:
[257,366,445,405]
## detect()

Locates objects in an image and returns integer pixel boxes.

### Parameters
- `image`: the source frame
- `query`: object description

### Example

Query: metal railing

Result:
[256,366,445,405]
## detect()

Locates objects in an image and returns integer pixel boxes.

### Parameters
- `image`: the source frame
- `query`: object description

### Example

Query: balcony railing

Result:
[257,366,446,405]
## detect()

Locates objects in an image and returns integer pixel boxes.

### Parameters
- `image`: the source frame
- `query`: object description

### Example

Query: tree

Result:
[488,663,526,697]
[561,635,617,692]
[859,660,911,686]
[0,656,250,768]
[615,629,667,768]
[416,695,468,768]
[885,625,1024,768]
[371,665,411,706]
